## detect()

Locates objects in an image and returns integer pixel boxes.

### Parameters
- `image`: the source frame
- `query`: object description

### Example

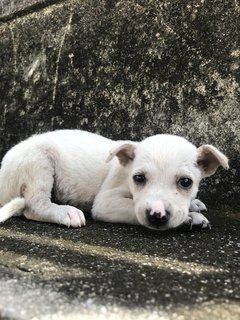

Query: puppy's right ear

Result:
[106,143,136,166]
[197,144,229,177]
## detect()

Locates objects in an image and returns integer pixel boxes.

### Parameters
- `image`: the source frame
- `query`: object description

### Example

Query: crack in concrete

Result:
[52,12,73,106]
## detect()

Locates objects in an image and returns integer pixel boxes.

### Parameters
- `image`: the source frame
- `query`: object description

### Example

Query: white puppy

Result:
[0,130,228,230]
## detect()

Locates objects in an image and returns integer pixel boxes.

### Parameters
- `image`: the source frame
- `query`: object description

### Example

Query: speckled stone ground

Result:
[0,209,239,319]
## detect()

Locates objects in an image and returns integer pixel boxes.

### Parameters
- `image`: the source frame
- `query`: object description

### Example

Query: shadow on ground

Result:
[0,208,239,319]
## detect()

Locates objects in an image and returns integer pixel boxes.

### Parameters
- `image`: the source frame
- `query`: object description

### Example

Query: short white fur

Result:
[0,130,229,230]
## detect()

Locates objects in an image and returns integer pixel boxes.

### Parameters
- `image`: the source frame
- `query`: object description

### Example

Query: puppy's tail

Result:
[0,197,26,223]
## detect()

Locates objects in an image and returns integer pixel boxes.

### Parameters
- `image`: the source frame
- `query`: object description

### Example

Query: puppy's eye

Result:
[133,174,146,185]
[177,177,193,189]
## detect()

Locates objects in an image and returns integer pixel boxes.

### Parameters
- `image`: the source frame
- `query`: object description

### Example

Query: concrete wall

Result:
[0,0,239,207]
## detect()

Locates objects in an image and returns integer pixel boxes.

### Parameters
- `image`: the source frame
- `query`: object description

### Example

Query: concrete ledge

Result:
[0,0,239,206]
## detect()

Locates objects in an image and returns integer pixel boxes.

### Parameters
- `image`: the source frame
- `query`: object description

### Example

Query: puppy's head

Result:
[108,134,228,230]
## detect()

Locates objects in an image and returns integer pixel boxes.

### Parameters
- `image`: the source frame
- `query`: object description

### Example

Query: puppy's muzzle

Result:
[146,209,170,228]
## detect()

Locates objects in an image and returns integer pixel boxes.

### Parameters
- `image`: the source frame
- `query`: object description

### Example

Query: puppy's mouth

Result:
[141,209,189,231]
[146,222,170,231]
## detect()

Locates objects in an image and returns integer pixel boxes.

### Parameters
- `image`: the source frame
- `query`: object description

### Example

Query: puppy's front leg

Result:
[189,199,207,212]
[92,188,139,225]
[180,211,211,231]
[186,199,210,230]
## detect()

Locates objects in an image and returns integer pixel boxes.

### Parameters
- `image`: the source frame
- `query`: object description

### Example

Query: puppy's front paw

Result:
[188,212,211,230]
[189,199,207,212]
[59,205,86,228]
[178,212,211,231]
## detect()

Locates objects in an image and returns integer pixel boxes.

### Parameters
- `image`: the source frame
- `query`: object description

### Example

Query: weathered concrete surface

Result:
[0,0,239,206]
[0,211,239,320]
[0,0,61,21]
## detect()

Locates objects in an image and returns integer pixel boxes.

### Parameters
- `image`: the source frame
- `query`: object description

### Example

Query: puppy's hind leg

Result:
[22,156,85,228]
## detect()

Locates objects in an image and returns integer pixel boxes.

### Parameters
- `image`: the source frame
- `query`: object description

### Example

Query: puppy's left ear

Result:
[106,143,136,166]
[197,145,229,177]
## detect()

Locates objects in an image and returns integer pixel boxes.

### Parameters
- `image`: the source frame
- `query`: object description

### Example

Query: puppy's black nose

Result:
[146,209,170,227]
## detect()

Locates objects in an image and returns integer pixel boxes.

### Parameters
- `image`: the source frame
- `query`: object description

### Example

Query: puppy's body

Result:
[0,130,228,230]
